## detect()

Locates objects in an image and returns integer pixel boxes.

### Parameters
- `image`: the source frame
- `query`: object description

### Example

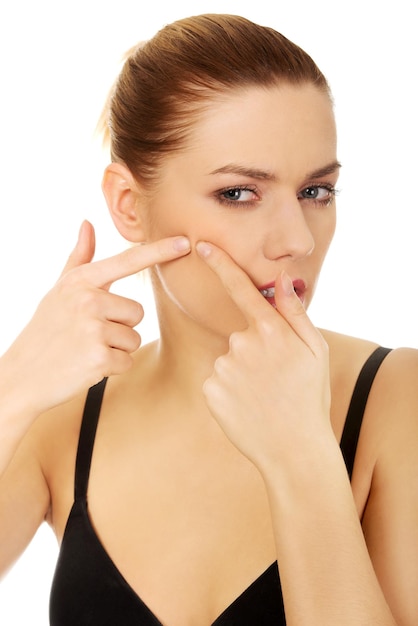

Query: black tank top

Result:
[49,346,391,625]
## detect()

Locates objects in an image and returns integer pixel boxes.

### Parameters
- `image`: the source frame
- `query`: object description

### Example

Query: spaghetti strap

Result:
[340,346,392,480]
[74,377,108,502]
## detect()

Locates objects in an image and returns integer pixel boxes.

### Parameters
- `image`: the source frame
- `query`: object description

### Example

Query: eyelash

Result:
[215,183,339,208]
[216,185,259,208]
[298,183,339,207]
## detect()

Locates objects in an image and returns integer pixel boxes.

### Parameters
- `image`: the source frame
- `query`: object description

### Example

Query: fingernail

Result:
[281,271,294,296]
[196,241,212,258]
[173,236,191,252]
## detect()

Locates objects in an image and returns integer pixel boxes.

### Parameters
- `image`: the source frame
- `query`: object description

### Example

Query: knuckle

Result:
[59,264,85,287]
[131,302,144,326]
[228,332,243,352]
[85,319,107,346]
[213,354,226,375]
[255,317,276,338]
[74,288,100,316]
[127,329,142,352]
[56,273,102,317]
[132,331,142,351]
[202,377,212,398]
[202,375,223,405]
[212,354,235,383]
[114,353,134,375]
[87,344,110,376]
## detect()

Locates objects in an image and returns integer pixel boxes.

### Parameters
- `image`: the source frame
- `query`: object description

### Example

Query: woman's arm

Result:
[197,241,413,625]
[263,349,418,626]
[361,347,418,626]
[0,223,191,475]
[0,221,97,473]
[261,432,397,625]
[0,224,191,576]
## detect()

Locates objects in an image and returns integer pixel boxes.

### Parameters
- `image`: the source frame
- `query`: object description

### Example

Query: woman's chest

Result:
[51,425,279,625]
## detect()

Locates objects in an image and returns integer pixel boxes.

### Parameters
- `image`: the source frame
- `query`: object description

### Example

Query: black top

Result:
[49,346,391,625]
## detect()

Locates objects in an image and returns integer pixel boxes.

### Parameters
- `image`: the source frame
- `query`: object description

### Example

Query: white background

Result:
[0,0,416,623]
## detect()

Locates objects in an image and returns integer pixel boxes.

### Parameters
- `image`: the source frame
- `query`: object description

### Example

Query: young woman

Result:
[0,14,417,626]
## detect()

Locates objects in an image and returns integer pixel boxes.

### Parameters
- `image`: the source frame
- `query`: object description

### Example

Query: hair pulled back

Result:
[103,14,330,186]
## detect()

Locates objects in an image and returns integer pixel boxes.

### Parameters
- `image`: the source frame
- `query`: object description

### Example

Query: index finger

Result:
[77,236,191,288]
[196,241,269,324]
[197,241,326,354]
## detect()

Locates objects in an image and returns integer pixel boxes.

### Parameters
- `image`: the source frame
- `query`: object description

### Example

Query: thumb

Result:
[59,220,96,278]
[274,271,325,355]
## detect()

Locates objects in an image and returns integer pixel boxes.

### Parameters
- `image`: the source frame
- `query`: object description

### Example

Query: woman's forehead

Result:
[171,84,337,176]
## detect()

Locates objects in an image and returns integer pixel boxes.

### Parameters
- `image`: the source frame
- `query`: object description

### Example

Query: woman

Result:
[0,14,416,626]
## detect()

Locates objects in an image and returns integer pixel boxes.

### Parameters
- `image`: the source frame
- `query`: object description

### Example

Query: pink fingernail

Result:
[173,237,191,252]
[281,271,294,296]
[196,241,212,258]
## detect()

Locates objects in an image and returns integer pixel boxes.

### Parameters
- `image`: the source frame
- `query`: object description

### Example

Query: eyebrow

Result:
[209,160,342,181]
[209,164,278,181]
[308,161,342,179]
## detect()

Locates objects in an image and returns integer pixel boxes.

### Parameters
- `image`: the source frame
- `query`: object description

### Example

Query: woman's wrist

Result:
[256,421,341,490]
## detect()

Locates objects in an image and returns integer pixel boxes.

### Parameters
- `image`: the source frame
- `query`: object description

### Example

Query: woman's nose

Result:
[262,200,315,261]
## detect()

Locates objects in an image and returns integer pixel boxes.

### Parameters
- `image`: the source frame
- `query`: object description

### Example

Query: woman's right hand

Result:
[1,221,191,415]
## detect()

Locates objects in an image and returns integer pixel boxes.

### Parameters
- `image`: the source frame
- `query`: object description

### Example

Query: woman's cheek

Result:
[152,249,248,334]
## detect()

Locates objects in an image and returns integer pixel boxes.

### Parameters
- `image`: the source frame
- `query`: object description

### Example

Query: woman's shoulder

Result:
[322,328,418,435]
[321,327,418,377]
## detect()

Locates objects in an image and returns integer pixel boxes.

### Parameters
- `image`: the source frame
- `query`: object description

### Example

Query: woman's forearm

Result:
[262,440,396,625]
[0,350,42,475]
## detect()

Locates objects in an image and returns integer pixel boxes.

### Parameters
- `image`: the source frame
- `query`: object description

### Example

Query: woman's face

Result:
[140,84,338,337]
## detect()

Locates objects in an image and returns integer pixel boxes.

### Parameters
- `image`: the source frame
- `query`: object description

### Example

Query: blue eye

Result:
[299,184,337,206]
[217,185,259,207]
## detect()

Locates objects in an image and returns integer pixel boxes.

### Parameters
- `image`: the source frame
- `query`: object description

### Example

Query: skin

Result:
[0,84,417,626]
[0,223,191,474]
[137,84,338,342]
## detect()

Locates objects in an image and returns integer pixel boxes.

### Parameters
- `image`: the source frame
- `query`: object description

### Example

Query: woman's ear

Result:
[101,163,146,242]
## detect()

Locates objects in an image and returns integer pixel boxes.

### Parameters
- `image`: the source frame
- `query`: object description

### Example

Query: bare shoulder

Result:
[319,330,378,424]
[366,343,418,448]
[320,328,381,368]
[321,328,418,464]
[320,328,417,439]
[320,327,417,391]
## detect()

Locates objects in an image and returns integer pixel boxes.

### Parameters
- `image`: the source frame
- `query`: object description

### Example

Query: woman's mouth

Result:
[259,279,306,306]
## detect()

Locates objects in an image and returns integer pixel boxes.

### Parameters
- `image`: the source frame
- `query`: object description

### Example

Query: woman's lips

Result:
[259,279,306,306]
[292,279,307,302]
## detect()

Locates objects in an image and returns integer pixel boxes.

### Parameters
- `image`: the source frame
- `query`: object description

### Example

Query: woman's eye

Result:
[299,185,336,205]
[217,186,259,206]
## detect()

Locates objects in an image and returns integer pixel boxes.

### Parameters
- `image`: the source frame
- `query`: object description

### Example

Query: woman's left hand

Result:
[196,241,333,474]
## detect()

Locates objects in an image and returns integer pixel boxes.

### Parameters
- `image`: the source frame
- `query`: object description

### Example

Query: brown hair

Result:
[101,14,331,187]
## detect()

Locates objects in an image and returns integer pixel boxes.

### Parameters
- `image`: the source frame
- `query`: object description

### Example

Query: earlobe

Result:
[102,163,146,243]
